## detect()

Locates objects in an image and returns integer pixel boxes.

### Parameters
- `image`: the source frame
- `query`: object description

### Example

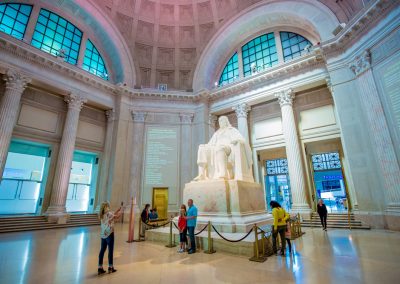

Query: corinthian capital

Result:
[105,109,115,122]
[232,103,251,118]
[65,93,87,111]
[179,113,193,124]
[349,50,371,76]
[275,89,294,107]
[131,111,146,122]
[4,69,31,92]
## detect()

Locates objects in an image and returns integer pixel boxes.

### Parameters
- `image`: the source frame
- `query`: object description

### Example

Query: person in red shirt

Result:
[177,204,187,253]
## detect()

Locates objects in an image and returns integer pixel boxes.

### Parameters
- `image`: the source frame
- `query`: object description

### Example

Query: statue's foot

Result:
[193,174,206,181]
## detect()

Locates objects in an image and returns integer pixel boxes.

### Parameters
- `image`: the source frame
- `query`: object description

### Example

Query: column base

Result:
[45,206,69,224]
[385,203,400,215]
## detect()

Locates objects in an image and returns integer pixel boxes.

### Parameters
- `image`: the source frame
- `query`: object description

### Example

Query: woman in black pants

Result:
[317,199,328,231]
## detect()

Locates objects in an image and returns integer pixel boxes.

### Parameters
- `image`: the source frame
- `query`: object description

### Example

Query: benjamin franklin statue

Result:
[194,116,254,182]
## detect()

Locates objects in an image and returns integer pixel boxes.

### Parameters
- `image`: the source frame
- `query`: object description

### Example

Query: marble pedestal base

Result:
[183,180,273,233]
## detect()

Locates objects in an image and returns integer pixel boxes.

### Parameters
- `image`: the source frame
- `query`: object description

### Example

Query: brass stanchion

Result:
[297,213,303,235]
[347,208,352,230]
[249,225,267,262]
[165,220,177,248]
[204,221,216,254]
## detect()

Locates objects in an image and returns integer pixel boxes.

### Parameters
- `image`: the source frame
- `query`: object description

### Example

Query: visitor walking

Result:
[177,204,188,253]
[317,199,328,231]
[186,199,198,254]
[98,202,122,275]
[270,200,289,256]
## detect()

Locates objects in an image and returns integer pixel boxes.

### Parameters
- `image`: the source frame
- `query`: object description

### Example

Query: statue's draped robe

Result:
[197,126,254,182]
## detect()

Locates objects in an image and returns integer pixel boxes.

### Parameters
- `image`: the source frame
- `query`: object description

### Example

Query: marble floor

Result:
[0,224,399,284]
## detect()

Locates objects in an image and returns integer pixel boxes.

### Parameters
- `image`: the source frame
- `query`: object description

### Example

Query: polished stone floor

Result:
[1,224,399,284]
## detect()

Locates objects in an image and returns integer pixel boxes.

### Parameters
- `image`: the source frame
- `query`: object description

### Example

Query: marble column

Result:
[275,89,311,213]
[180,113,194,188]
[349,50,400,214]
[232,103,251,144]
[46,93,86,222]
[128,111,146,239]
[95,109,115,212]
[128,111,147,204]
[0,70,31,177]
[209,114,218,139]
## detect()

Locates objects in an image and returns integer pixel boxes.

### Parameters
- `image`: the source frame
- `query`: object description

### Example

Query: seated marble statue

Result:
[193,116,254,182]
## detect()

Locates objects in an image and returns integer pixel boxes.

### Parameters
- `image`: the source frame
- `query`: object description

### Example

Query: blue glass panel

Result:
[241,32,277,77]
[82,39,109,80]
[218,52,239,86]
[280,31,312,62]
[31,9,82,65]
[0,4,32,40]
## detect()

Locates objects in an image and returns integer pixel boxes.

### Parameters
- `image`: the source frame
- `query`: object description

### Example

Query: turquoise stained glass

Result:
[280,31,311,62]
[242,33,278,77]
[218,53,238,86]
[31,9,82,65]
[82,39,108,80]
[0,3,32,40]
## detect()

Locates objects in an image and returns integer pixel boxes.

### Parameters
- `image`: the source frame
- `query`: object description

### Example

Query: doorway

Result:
[0,140,50,214]
[66,150,98,213]
[311,152,348,213]
[152,187,168,219]
[265,158,292,212]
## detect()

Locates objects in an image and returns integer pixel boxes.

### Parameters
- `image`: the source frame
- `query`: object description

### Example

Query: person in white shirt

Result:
[98,202,122,275]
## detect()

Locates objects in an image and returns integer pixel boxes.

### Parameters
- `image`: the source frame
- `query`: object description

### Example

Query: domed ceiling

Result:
[94,0,365,91]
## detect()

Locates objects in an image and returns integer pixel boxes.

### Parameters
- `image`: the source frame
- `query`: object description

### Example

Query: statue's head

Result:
[218,116,231,129]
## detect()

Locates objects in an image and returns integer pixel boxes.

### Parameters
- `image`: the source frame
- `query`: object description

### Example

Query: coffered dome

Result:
[94,0,365,91]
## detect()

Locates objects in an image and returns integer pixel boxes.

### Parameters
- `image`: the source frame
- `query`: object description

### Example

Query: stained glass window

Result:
[280,31,312,62]
[0,3,32,40]
[312,152,341,171]
[242,33,278,77]
[31,9,82,65]
[218,53,239,86]
[266,158,288,175]
[82,39,108,80]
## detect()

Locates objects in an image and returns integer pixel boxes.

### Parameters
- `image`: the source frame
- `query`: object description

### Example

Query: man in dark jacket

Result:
[317,199,328,231]
[140,204,150,237]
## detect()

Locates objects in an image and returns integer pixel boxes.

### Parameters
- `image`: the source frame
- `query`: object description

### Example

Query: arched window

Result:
[242,33,278,77]
[31,9,82,65]
[218,53,238,86]
[82,40,108,80]
[0,3,32,40]
[280,31,311,62]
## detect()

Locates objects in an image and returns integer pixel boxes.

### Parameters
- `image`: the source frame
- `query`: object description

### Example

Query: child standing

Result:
[177,204,187,253]
[285,220,292,254]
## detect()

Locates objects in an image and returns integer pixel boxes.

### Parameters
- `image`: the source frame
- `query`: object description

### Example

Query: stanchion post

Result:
[249,224,267,262]
[347,208,352,230]
[165,220,177,248]
[127,197,134,243]
[297,213,303,235]
[204,221,216,254]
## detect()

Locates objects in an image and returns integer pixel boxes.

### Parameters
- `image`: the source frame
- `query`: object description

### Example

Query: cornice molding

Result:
[208,49,324,101]
[0,34,115,93]
[321,0,394,58]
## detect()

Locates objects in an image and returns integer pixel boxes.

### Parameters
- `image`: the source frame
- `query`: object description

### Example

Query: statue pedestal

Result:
[183,180,273,233]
